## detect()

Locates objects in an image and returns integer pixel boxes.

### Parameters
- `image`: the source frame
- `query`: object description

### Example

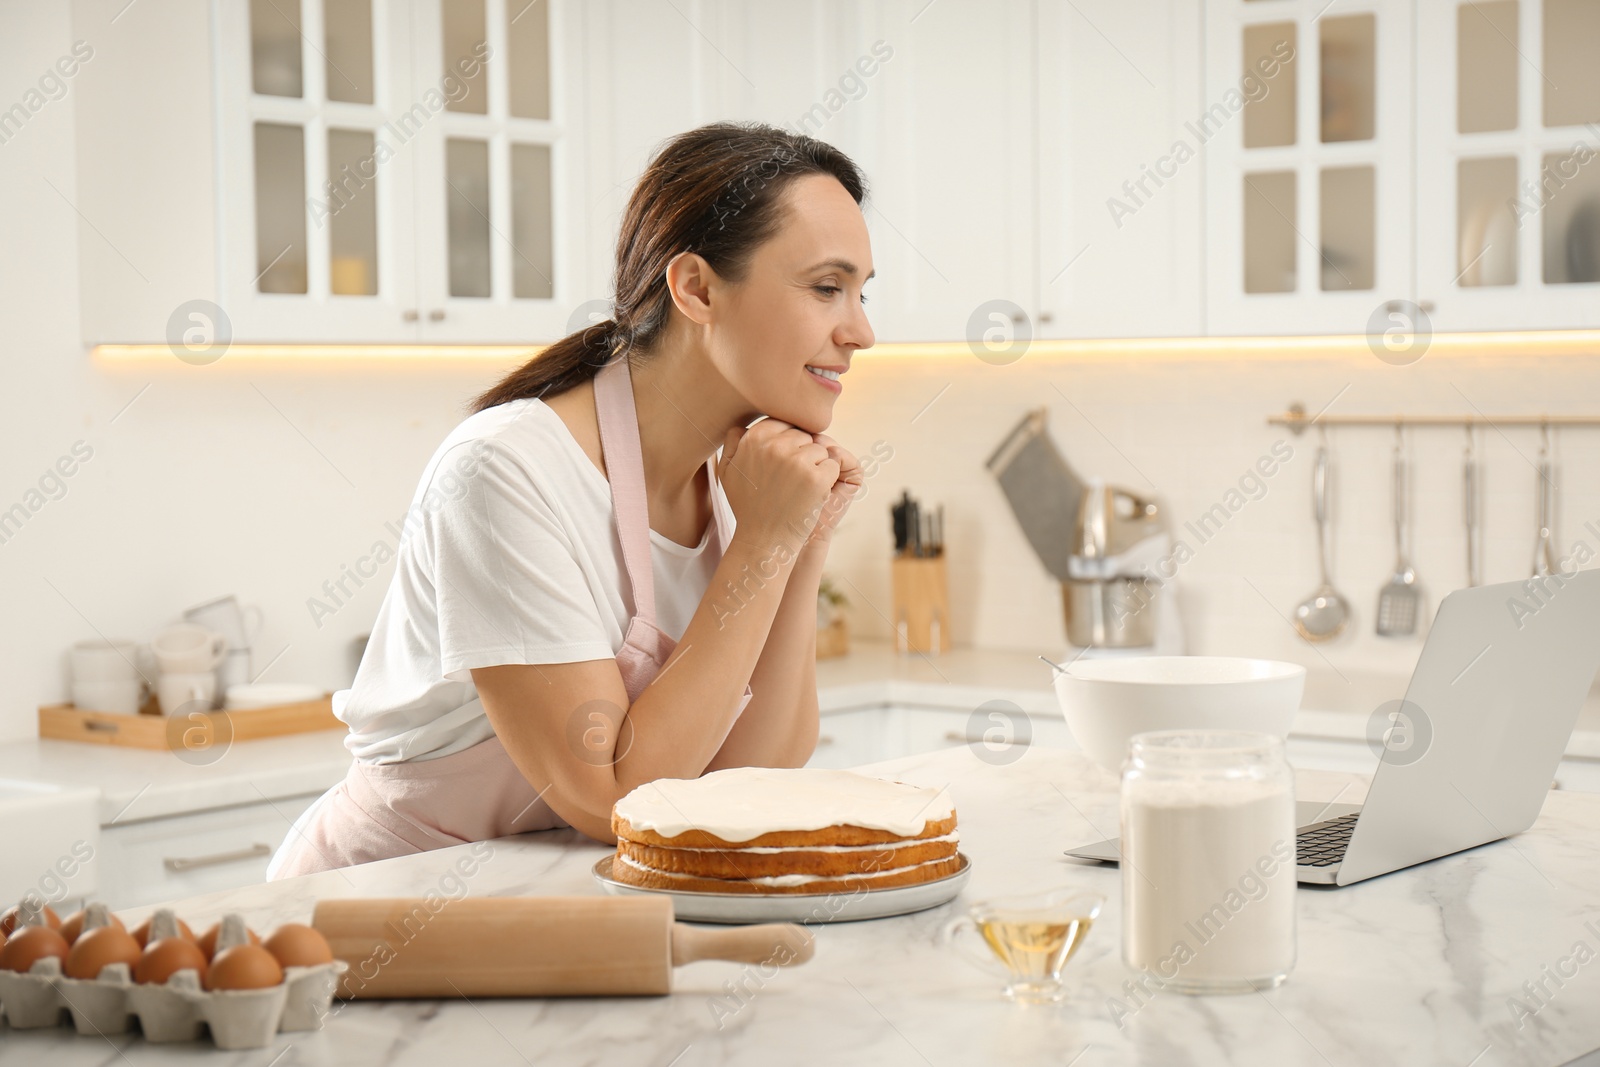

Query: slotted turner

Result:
[1376,431,1423,636]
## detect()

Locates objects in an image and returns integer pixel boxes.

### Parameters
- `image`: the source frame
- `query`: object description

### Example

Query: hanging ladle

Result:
[1532,422,1559,578]
[1294,432,1351,641]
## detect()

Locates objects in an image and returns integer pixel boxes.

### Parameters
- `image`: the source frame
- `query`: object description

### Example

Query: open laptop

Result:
[1065,568,1600,886]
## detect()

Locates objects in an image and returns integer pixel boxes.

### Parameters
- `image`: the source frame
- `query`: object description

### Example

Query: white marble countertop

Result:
[0,731,353,825]
[1,639,1594,830]
[7,743,1600,1066]
[818,640,1600,760]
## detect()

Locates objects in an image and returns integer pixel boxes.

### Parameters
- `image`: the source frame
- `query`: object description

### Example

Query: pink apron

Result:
[269,357,753,878]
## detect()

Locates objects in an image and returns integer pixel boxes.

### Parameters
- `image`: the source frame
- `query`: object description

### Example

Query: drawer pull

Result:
[163,842,272,872]
[816,735,835,745]
[943,730,1028,745]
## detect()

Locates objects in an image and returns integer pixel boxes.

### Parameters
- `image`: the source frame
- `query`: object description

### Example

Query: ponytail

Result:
[471,317,620,411]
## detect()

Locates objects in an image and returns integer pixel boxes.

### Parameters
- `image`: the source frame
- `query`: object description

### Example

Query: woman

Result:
[269,122,875,877]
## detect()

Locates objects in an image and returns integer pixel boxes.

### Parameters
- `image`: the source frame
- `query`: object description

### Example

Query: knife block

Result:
[891,555,951,655]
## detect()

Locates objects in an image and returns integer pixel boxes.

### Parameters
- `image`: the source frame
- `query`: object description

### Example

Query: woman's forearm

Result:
[612,530,806,791]
[704,540,827,770]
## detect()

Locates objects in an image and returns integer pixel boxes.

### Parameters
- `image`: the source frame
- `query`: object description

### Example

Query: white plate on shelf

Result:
[591,853,972,924]
[223,683,323,710]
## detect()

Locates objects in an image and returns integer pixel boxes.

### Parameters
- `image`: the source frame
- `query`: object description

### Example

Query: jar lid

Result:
[1127,729,1285,766]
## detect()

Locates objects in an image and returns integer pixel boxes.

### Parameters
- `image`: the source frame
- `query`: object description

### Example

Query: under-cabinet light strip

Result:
[91,330,1600,364]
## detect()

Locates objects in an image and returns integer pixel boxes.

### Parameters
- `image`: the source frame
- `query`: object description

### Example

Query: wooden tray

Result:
[38,695,341,750]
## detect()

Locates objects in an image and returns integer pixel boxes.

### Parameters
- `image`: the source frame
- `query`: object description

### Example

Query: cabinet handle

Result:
[943,730,1028,745]
[428,309,446,322]
[402,309,419,322]
[1385,299,1436,315]
[163,842,272,872]
[1039,312,1053,324]
[816,735,835,745]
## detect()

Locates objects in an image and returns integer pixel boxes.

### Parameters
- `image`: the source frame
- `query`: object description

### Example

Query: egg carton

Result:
[0,906,346,1051]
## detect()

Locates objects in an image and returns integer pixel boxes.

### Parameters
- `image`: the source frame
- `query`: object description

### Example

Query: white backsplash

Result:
[820,349,1600,727]
[5,6,1599,742]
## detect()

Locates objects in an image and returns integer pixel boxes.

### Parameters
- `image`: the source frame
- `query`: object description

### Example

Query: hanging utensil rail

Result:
[1268,404,1600,432]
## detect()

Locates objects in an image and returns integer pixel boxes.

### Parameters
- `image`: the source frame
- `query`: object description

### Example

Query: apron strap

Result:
[594,357,736,626]
[706,455,734,555]
[593,357,658,623]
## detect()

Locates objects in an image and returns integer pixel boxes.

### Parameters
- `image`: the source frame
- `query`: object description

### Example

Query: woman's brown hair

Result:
[470,121,868,413]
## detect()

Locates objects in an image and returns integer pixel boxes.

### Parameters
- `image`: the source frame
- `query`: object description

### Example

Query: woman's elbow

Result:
[549,788,620,844]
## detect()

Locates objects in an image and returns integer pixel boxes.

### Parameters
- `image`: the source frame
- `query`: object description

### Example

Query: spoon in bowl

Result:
[1039,652,1090,677]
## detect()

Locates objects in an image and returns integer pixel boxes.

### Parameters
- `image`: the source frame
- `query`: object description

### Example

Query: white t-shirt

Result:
[338,397,732,763]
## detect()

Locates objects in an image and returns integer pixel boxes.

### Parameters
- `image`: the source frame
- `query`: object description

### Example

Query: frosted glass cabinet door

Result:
[213,0,579,342]
[1415,0,1600,328]
[1204,0,1413,336]
[217,0,420,341]
[410,0,571,342]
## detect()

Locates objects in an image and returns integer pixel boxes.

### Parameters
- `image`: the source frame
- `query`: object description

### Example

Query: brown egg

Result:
[129,914,197,949]
[0,904,61,938]
[1,925,71,972]
[134,936,210,985]
[64,924,142,980]
[205,943,283,991]
[263,923,333,968]
[59,909,127,946]
[197,921,261,961]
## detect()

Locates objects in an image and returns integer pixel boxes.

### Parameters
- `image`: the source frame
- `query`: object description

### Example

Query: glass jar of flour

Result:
[1121,730,1297,994]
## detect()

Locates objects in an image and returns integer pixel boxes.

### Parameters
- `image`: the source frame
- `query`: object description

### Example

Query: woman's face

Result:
[708,174,875,434]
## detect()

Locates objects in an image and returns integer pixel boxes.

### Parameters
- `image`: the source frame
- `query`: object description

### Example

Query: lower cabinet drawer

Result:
[897,705,1075,756]
[98,793,324,910]
[807,708,890,769]
[1554,758,1600,793]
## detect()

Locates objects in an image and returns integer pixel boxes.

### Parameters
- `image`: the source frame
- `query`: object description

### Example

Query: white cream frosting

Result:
[615,851,955,887]
[613,766,955,842]
[659,831,960,855]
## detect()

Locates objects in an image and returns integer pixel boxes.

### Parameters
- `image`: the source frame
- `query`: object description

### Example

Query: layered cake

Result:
[610,766,960,894]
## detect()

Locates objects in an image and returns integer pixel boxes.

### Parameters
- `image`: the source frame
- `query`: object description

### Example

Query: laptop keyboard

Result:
[1296,813,1359,867]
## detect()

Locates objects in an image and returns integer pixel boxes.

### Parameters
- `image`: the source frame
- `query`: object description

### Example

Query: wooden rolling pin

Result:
[312,896,815,998]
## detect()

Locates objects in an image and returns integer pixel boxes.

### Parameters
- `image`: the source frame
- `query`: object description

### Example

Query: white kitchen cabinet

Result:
[70,0,220,348]
[1289,734,1600,795]
[571,0,732,312]
[1286,735,1382,777]
[652,0,1036,345]
[72,1,1595,348]
[850,0,1037,344]
[1552,757,1600,793]
[710,0,1200,344]
[73,0,583,345]
[808,703,1074,770]
[1035,0,1205,338]
[807,707,892,770]
[1414,0,1600,330]
[1203,0,1415,336]
[895,703,1075,754]
[96,793,322,910]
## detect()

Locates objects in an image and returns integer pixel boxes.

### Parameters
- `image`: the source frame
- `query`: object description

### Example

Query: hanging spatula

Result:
[1376,429,1423,636]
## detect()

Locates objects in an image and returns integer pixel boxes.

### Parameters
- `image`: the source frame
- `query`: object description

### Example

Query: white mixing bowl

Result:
[1051,656,1306,771]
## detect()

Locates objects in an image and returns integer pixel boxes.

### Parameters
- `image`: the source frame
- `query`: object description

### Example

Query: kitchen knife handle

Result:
[670,922,815,968]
